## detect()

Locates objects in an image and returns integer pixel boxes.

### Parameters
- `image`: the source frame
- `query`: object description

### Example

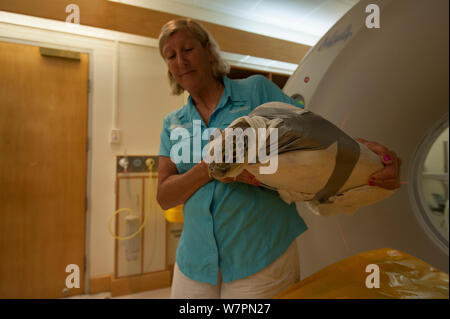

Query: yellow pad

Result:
[275,248,449,299]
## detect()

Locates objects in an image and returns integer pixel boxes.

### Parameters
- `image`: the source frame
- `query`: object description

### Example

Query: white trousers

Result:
[170,240,300,299]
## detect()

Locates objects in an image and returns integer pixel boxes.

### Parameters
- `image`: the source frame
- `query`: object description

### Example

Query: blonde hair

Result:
[158,19,230,95]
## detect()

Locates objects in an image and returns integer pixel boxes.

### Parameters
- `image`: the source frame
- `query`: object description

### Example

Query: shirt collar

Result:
[222,76,248,103]
[181,76,246,122]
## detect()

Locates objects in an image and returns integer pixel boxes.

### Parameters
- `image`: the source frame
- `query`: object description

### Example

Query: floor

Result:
[66,287,171,299]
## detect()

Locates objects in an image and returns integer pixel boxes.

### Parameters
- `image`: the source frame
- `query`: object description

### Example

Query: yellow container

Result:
[164,204,184,223]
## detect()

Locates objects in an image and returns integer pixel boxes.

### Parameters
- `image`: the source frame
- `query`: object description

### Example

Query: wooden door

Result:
[0,41,88,298]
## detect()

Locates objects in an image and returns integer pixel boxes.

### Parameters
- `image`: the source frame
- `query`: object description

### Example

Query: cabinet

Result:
[228,66,290,89]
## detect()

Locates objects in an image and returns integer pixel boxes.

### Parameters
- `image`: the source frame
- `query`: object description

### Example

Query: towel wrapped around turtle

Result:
[205,102,396,216]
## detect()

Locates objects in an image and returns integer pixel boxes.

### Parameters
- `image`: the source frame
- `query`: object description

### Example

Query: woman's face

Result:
[162,29,214,93]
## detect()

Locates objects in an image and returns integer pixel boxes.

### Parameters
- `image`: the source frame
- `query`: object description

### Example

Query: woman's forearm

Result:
[157,161,211,210]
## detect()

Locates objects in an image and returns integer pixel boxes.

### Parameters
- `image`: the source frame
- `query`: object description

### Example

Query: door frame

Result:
[0,36,93,295]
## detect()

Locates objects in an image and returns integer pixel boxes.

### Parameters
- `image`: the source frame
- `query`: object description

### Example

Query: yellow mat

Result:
[275,248,449,299]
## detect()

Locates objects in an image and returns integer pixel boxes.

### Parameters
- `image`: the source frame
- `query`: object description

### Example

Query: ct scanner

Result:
[282,0,449,278]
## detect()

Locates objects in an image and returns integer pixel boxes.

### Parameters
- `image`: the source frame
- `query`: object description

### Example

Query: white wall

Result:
[0,15,185,286]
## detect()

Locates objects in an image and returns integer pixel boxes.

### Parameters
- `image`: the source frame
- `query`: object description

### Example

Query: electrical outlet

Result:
[110,128,121,144]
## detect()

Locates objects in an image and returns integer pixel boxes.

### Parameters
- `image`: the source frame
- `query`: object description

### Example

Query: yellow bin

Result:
[164,204,184,223]
[275,247,449,299]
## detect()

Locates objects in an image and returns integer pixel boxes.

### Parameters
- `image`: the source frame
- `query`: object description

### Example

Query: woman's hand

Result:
[356,138,402,190]
[216,169,260,186]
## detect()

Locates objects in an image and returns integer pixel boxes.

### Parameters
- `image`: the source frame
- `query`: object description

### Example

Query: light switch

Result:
[110,128,121,144]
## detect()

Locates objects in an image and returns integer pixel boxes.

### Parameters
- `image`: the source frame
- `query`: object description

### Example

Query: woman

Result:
[157,19,401,299]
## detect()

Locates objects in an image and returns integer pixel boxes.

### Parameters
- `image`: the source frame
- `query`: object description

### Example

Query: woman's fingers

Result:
[356,138,390,156]
[369,177,401,190]
[236,170,260,186]
[217,170,260,186]
[217,177,234,183]
[356,138,402,190]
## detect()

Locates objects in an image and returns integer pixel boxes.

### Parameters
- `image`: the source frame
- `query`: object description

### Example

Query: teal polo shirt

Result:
[158,75,308,285]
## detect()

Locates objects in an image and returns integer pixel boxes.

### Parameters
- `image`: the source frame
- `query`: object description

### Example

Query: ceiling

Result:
[109,0,359,46]
[106,0,359,73]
